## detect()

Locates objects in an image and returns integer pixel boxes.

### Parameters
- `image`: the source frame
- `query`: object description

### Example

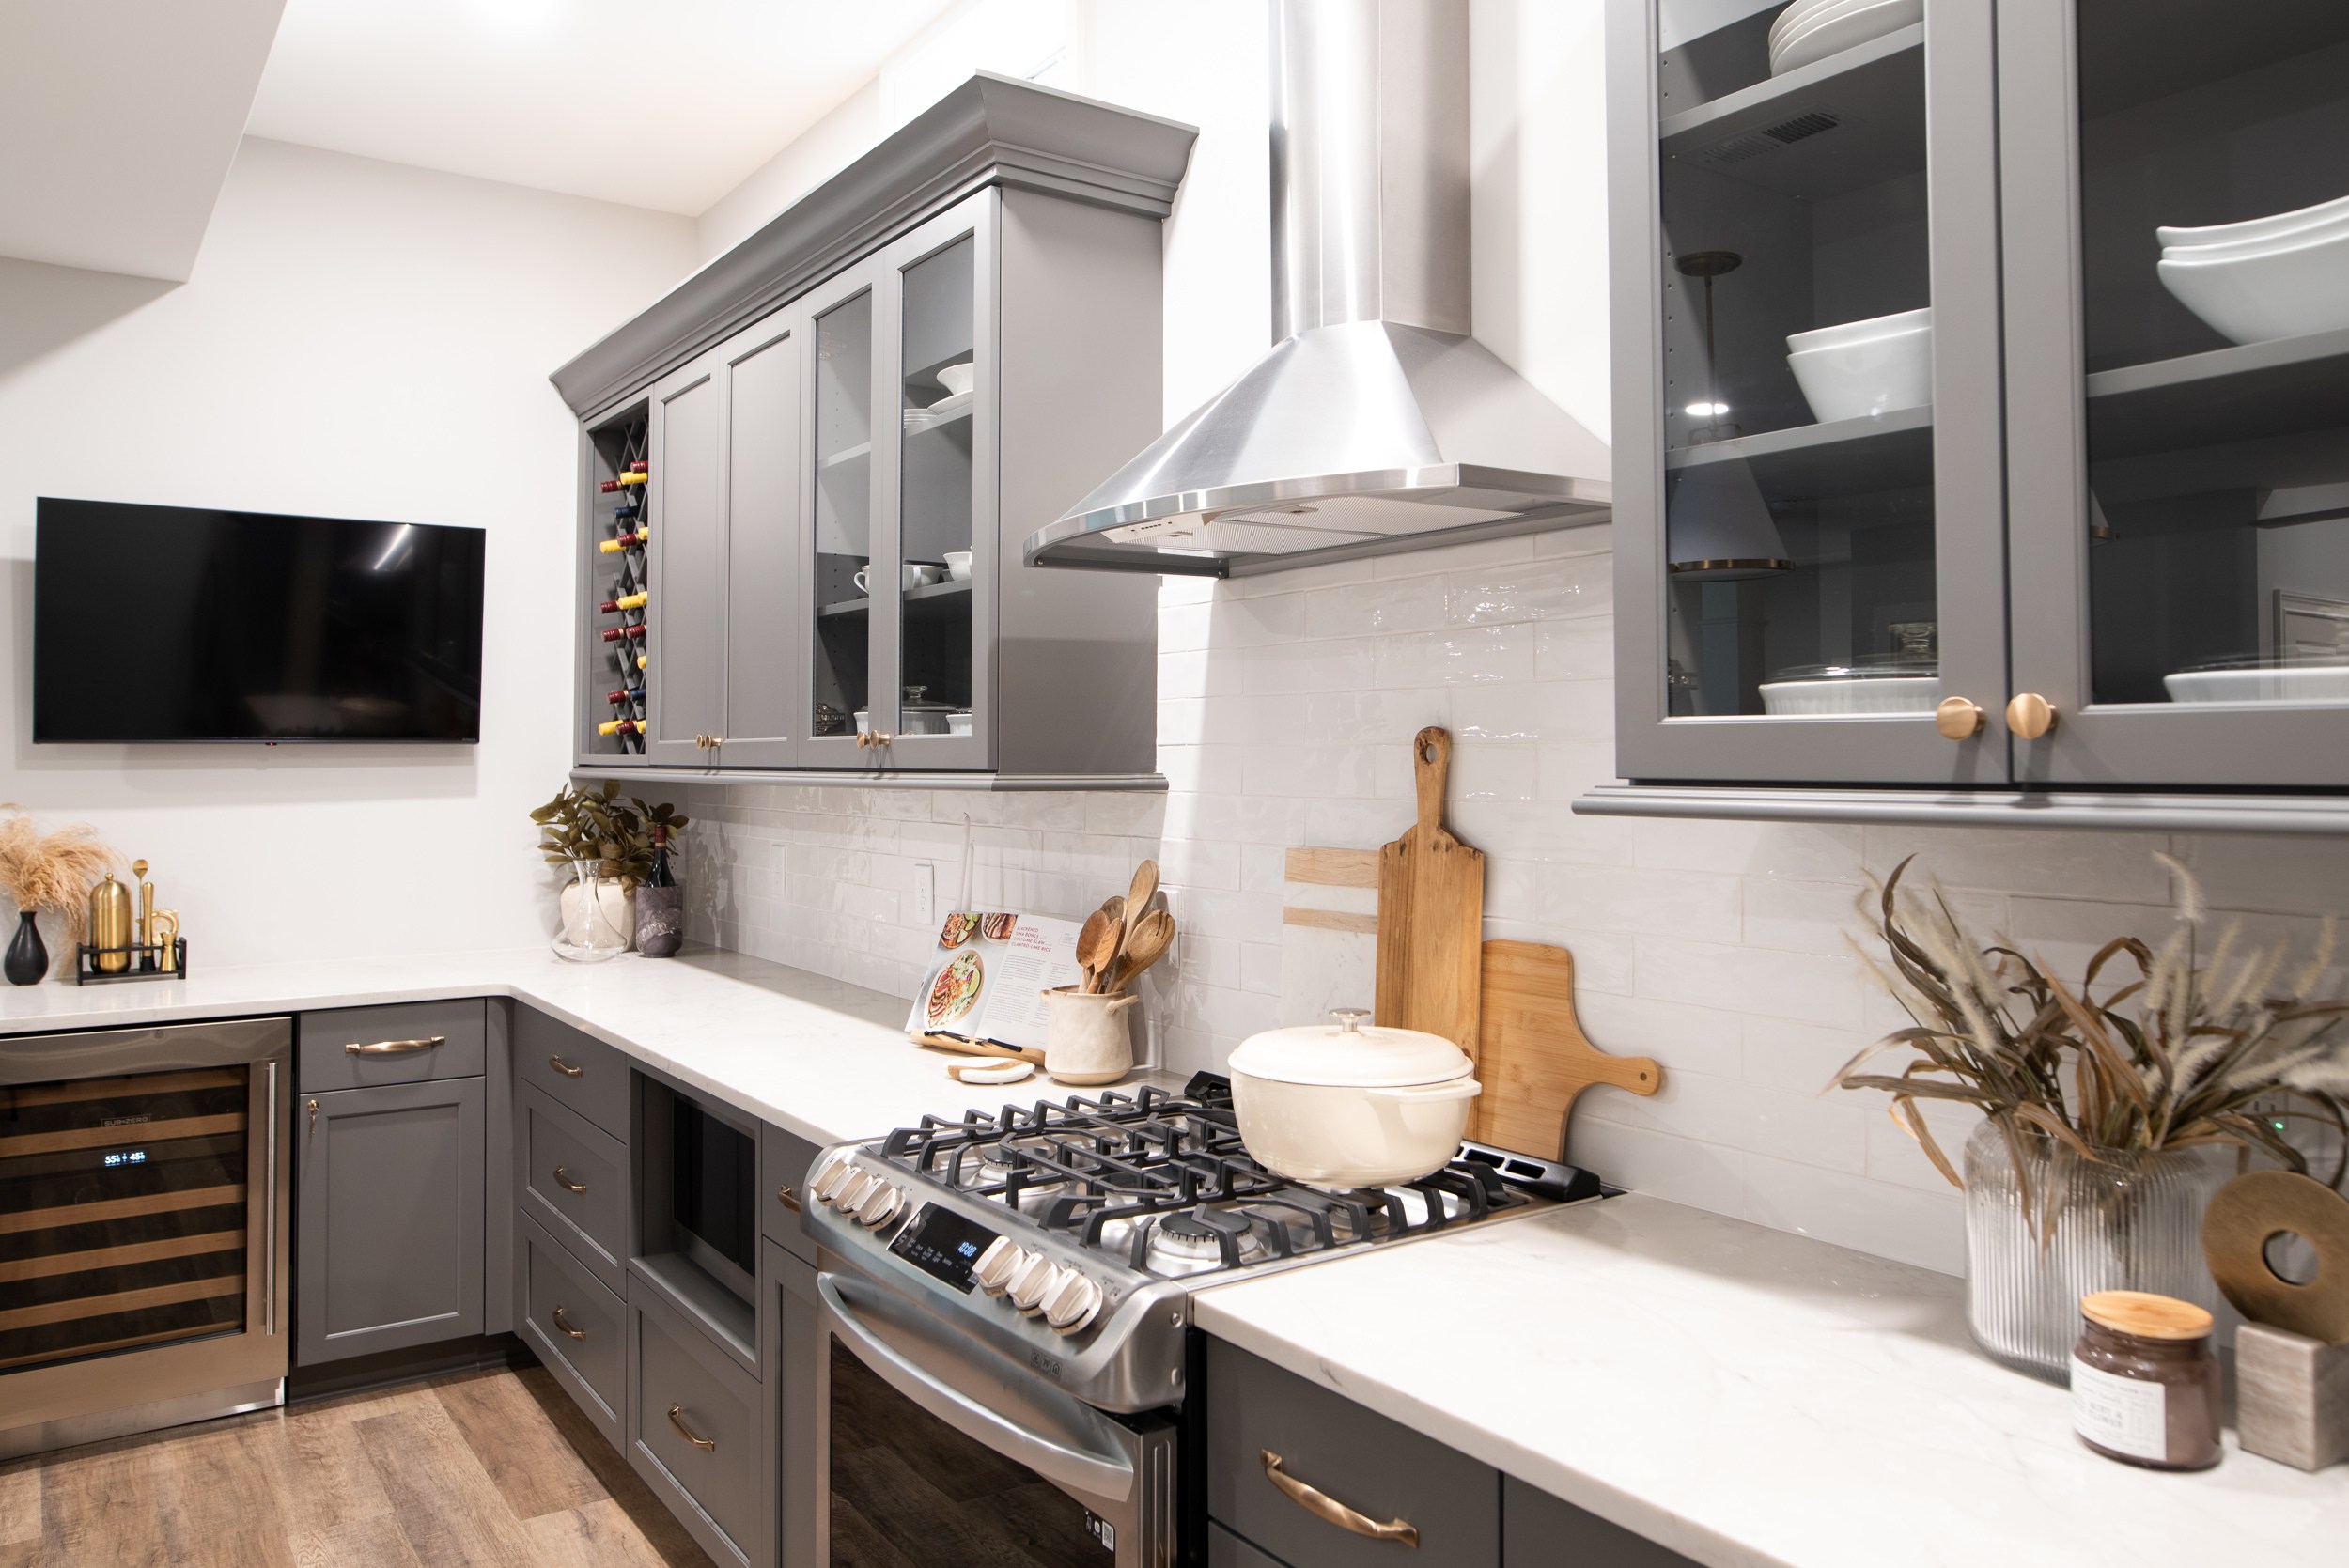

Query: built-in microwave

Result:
[639,1080,757,1305]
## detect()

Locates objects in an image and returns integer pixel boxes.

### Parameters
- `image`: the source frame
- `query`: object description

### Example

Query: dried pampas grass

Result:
[0,805,120,942]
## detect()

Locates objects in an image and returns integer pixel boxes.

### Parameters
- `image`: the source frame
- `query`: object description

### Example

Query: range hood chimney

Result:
[1023,0,1610,578]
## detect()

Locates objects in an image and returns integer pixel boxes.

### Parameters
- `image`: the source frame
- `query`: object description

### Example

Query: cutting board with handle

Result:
[1375,727,1486,1073]
[1476,939,1662,1156]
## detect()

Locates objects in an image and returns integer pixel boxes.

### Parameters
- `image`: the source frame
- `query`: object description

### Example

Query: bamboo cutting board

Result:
[1375,728,1485,1071]
[1476,939,1661,1156]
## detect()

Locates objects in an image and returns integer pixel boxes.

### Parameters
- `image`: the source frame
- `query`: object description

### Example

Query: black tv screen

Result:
[34,499,485,743]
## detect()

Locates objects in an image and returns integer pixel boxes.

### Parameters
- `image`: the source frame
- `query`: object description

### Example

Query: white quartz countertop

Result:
[1194,1193,2349,1568]
[0,946,995,1149]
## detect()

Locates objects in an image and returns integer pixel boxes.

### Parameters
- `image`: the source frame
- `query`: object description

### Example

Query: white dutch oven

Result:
[1227,1009,1481,1188]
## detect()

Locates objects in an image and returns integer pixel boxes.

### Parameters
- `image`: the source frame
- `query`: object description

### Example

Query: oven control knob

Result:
[852,1180,904,1229]
[1043,1271,1104,1335]
[972,1237,1025,1296]
[829,1170,873,1213]
[1007,1255,1063,1315]
[810,1157,858,1207]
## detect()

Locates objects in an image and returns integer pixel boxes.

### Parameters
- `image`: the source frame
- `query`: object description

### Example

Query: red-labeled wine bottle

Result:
[606,687,646,706]
[600,625,648,644]
[646,825,676,888]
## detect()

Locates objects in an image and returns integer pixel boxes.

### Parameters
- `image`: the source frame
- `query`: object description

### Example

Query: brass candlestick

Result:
[132,858,152,970]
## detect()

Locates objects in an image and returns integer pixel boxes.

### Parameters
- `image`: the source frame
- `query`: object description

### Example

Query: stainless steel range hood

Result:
[1024,0,1610,578]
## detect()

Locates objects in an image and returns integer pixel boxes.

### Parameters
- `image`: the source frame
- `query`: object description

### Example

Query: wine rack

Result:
[583,405,651,759]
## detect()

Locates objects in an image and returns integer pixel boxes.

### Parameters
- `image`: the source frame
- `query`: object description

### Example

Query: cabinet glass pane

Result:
[2076,0,2349,708]
[1656,1,1938,719]
[812,289,875,737]
[897,235,977,739]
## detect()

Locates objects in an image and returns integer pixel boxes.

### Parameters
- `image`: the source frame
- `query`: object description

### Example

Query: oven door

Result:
[817,1269,1177,1568]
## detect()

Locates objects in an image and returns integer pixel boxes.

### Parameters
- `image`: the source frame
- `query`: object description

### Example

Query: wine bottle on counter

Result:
[600,625,648,644]
[646,826,675,888]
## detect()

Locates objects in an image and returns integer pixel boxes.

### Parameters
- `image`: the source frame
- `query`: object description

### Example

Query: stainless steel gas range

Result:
[799,1074,1600,1566]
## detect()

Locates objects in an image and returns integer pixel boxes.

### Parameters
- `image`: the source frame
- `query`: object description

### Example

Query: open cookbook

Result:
[905,910,1085,1053]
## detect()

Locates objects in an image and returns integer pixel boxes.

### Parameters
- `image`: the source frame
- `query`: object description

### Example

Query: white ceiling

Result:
[244,0,965,217]
[0,0,287,280]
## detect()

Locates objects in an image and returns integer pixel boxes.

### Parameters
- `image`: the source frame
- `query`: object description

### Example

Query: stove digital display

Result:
[888,1204,997,1295]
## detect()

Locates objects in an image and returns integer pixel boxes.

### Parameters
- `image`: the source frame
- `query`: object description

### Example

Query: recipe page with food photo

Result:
[906,910,1083,1052]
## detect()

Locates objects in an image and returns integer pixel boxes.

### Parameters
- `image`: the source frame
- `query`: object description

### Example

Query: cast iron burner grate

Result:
[879,1072,1533,1277]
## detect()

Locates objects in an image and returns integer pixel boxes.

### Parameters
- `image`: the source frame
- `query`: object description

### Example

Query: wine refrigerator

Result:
[0,1017,292,1459]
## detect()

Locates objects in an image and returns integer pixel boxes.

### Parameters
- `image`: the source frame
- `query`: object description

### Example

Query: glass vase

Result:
[552,860,633,963]
[1963,1119,2232,1383]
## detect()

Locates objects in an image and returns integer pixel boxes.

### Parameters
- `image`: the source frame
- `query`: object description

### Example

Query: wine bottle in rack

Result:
[600,624,648,644]
[606,686,646,707]
[599,531,648,553]
[598,718,643,737]
[599,591,649,614]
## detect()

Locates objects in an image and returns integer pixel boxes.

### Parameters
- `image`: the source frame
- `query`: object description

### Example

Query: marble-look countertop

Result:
[0,946,995,1149]
[1194,1193,2348,1568]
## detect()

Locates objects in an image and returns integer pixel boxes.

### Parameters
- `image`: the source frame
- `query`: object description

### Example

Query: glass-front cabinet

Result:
[1606,0,2349,812]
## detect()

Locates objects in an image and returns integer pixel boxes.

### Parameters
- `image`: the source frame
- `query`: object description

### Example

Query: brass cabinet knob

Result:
[1934,696,1985,740]
[2005,692,2058,739]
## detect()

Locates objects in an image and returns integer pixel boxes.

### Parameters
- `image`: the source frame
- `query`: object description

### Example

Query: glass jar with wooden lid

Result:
[2071,1290,2222,1470]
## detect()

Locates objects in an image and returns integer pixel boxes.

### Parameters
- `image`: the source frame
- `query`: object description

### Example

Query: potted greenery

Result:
[0,807,119,984]
[1836,853,2348,1380]
[527,784,691,958]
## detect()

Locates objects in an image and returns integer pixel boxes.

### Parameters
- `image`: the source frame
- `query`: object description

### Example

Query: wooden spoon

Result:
[1120,860,1159,953]
[1108,908,1174,993]
[1076,909,1120,995]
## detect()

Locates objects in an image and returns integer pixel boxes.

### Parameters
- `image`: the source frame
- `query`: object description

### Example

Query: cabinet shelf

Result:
[817,441,872,471]
[1660,23,1923,201]
[2085,325,2349,461]
[1666,405,1933,498]
[814,577,972,619]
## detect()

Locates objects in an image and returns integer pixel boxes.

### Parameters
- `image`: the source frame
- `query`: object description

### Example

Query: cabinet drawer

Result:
[631,1288,761,1565]
[1207,1339,1499,1568]
[1210,1523,1292,1568]
[520,1210,626,1439]
[516,1007,630,1140]
[300,1000,487,1091]
[520,1082,629,1293]
[761,1121,820,1260]
[1502,1476,1696,1567]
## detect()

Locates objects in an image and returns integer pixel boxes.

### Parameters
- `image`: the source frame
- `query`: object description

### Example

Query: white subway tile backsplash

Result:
[677,534,2347,1281]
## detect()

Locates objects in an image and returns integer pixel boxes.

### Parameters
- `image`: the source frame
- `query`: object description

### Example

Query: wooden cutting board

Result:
[1475,939,1662,1156]
[1375,727,1485,1071]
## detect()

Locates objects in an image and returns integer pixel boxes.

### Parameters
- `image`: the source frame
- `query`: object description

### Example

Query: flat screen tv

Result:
[34,498,486,743]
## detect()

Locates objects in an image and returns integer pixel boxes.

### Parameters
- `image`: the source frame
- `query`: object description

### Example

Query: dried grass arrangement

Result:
[0,805,121,943]
[1834,853,2349,1203]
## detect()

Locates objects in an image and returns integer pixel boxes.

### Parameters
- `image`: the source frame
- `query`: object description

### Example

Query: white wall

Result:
[0,137,696,967]
[660,0,2349,1277]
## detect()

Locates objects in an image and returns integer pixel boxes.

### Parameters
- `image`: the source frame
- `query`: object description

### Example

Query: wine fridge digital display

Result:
[0,1017,291,1460]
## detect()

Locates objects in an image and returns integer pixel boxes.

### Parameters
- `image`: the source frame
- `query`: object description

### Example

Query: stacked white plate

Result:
[1768,0,1923,76]
[1785,306,1932,423]
[2155,193,2349,345]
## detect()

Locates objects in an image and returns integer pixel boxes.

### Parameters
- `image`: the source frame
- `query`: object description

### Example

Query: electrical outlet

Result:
[912,862,935,924]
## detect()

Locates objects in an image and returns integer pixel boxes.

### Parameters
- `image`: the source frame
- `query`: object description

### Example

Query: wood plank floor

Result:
[0,1365,714,1568]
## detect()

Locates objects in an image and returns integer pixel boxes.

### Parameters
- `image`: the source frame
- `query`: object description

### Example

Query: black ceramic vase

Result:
[5,910,48,986]
[635,885,684,957]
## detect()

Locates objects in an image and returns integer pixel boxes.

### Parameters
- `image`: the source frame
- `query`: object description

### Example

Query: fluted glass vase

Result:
[1963,1120,2232,1383]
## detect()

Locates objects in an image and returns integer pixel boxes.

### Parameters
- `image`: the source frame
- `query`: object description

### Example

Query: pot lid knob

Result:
[1330,1008,1371,1034]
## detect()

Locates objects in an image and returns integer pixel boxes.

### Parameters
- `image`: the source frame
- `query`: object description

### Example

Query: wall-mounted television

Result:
[34,498,486,743]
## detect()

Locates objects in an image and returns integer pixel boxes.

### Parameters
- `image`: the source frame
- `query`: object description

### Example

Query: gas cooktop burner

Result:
[874,1073,1583,1280]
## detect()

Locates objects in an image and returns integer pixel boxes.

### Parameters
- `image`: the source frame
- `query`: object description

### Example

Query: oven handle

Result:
[817,1272,1138,1503]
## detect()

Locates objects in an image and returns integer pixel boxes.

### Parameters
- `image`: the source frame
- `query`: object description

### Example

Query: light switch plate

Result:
[912,862,935,924]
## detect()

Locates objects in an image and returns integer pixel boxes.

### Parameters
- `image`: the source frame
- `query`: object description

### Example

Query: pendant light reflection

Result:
[1666,459,1791,581]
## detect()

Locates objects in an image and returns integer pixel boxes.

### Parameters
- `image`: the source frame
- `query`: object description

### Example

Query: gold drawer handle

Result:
[668,1405,716,1452]
[1261,1451,1419,1547]
[552,1165,588,1194]
[346,1034,446,1055]
[777,1183,802,1214]
[549,1054,584,1078]
[551,1305,587,1341]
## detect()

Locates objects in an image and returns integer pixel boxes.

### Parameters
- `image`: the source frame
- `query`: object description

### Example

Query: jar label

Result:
[2071,1355,2167,1461]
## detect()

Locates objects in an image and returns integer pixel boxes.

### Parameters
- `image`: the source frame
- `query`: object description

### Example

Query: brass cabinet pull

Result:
[552,1165,588,1194]
[345,1034,446,1055]
[1260,1451,1419,1546]
[856,730,895,749]
[307,1098,319,1131]
[667,1405,716,1452]
[549,1054,584,1078]
[551,1305,587,1341]
[1935,696,1984,740]
[777,1183,801,1214]
[2006,692,2058,739]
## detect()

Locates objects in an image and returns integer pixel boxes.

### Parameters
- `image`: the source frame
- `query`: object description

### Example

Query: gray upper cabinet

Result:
[1595,0,2349,829]
[558,73,1196,787]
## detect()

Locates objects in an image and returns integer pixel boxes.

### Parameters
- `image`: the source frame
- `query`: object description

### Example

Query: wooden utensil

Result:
[1376,727,1485,1068]
[1109,908,1175,992]
[1120,860,1159,953]
[1474,939,1661,1155]
[914,1032,1046,1066]
[1077,909,1120,995]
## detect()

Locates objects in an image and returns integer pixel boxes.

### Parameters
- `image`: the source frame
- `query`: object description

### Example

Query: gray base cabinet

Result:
[295,1077,484,1367]
[517,1209,627,1449]
[629,1282,765,1568]
[1503,1477,1697,1568]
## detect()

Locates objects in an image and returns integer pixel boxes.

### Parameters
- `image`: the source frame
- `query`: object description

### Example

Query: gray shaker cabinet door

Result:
[646,352,726,767]
[295,1078,484,1367]
[1501,1476,1698,1567]
[713,311,805,768]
